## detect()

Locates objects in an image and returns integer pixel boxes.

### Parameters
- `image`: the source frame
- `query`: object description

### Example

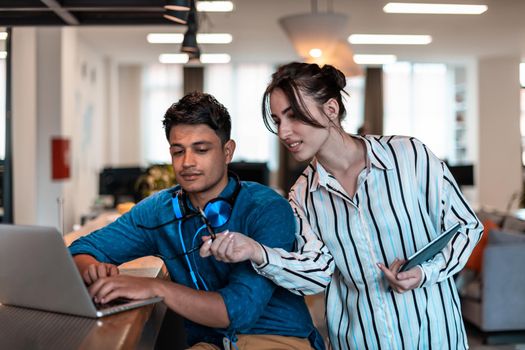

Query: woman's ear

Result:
[323,98,340,121]
[224,139,236,163]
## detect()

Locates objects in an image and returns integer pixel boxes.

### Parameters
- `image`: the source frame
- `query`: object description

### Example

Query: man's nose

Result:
[182,150,195,167]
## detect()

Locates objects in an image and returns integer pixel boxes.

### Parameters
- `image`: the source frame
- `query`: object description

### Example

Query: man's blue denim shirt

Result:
[69,177,324,349]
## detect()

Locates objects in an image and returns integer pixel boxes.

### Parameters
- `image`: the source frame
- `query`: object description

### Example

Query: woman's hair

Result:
[262,62,348,134]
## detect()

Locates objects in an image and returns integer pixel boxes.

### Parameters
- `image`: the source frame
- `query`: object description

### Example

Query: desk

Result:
[0,214,168,350]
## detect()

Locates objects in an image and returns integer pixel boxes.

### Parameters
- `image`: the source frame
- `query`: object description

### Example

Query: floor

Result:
[467,322,525,350]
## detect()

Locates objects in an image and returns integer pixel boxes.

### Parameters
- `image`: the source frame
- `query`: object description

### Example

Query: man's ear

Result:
[323,98,340,121]
[224,139,236,163]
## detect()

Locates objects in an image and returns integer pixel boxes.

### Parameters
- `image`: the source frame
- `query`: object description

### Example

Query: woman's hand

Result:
[199,231,265,265]
[377,258,422,293]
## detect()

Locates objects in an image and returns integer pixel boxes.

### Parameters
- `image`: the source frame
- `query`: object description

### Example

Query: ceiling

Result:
[2,0,525,65]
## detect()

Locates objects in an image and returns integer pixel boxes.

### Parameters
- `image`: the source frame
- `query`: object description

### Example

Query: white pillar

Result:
[477,55,522,211]
[117,65,143,166]
[12,28,38,225]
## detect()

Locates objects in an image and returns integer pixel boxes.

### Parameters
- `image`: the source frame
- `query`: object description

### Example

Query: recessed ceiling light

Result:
[159,53,231,64]
[159,53,189,64]
[383,3,488,15]
[349,34,432,45]
[353,54,397,65]
[196,33,233,44]
[148,33,184,43]
[196,1,234,12]
[0,51,7,59]
[0,32,7,40]
[200,53,231,64]
[148,33,232,44]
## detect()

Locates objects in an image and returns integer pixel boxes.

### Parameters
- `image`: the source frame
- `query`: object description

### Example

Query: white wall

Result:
[11,27,113,230]
[477,55,522,211]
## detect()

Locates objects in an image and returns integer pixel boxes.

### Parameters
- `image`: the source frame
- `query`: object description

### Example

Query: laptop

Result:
[0,224,163,318]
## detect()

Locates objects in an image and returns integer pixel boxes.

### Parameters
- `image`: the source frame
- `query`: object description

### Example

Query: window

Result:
[341,76,365,134]
[141,64,184,164]
[383,62,450,160]
[204,63,278,169]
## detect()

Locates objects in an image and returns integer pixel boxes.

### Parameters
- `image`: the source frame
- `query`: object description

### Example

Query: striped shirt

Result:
[256,135,483,350]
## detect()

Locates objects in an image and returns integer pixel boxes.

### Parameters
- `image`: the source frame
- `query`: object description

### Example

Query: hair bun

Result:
[321,64,346,90]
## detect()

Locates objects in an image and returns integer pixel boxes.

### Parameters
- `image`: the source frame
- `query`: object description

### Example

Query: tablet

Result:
[399,222,461,272]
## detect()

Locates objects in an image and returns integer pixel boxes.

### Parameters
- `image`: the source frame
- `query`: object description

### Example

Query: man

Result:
[69,92,323,350]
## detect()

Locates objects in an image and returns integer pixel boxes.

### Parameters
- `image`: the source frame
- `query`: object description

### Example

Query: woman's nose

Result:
[278,119,292,140]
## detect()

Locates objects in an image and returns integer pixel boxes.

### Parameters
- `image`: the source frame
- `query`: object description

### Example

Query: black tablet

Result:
[399,222,461,272]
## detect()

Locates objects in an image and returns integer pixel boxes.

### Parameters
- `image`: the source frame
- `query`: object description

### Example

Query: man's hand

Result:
[199,231,265,265]
[377,258,422,293]
[73,254,119,285]
[89,275,160,304]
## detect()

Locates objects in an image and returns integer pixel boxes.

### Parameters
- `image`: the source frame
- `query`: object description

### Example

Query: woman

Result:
[201,62,483,349]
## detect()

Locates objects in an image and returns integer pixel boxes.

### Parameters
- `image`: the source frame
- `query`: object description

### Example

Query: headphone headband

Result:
[172,171,242,227]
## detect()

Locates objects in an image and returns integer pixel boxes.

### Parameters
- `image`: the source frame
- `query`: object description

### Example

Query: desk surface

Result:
[0,213,167,350]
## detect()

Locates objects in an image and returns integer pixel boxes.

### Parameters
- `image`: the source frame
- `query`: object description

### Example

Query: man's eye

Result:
[196,148,209,154]
[172,150,183,156]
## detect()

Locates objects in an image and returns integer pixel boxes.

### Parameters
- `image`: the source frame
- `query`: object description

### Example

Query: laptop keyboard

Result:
[94,297,133,311]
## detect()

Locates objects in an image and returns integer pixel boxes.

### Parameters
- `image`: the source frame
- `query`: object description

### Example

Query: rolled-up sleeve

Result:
[68,199,158,264]
[419,162,483,288]
[254,190,335,295]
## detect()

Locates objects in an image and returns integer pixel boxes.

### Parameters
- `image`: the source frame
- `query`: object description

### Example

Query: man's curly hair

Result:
[162,91,231,145]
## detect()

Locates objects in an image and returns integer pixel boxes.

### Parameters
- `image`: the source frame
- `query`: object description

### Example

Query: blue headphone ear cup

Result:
[171,192,185,219]
[204,199,232,228]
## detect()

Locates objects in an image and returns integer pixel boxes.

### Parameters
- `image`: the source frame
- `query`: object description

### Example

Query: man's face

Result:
[169,123,234,200]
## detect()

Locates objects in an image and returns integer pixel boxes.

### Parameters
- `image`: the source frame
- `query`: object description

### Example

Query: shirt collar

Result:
[307,134,394,192]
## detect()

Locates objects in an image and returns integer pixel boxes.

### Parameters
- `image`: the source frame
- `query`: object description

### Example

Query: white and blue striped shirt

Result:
[256,135,483,350]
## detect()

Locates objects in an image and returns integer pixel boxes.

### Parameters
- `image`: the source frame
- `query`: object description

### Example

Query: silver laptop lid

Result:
[0,224,99,317]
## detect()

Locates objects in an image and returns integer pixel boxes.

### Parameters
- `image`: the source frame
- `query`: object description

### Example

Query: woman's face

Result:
[269,88,331,162]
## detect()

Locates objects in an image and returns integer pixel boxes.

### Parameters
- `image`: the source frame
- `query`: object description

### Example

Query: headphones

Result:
[171,171,242,230]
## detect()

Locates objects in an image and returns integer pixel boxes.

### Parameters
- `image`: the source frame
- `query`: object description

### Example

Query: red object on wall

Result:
[51,137,71,180]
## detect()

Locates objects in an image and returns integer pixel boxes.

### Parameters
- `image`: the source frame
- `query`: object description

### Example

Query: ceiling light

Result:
[280,12,349,61]
[182,30,199,53]
[353,54,397,65]
[309,48,323,58]
[164,0,190,11]
[349,34,432,45]
[159,53,231,64]
[148,33,184,44]
[148,33,232,44]
[0,32,7,40]
[307,40,362,77]
[159,53,189,64]
[196,1,234,12]
[200,53,231,64]
[196,33,232,44]
[279,9,362,76]
[383,3,488,15]
[163,9,189,24]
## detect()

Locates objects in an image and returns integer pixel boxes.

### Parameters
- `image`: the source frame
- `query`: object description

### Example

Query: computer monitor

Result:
[447,164,474,187]
[229,162,270,186]
[98,167,145,206]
